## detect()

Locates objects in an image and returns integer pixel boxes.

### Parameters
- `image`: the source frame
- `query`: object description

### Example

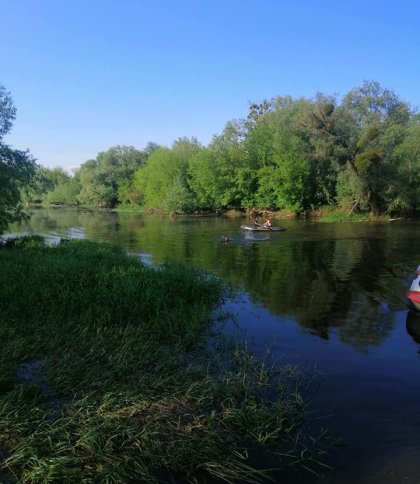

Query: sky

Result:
[1,0,420,171]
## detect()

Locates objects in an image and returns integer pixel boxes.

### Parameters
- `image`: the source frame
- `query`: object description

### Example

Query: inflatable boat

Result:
[407,266,420,310]
[240,225,286,232]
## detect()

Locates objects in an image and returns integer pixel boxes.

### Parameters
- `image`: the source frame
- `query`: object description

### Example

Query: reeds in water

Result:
[0,237,331,483]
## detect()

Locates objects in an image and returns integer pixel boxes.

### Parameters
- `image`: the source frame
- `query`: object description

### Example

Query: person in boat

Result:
[407,265,420,310]
[262,216,272,228]
[251,206,262,226]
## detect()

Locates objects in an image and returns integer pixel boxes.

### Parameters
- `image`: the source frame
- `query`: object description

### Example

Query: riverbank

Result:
[0,237,329,483]
[27,203,410,224]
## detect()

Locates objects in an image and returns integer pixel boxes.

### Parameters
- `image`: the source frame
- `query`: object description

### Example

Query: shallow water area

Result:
[8,207,420,483]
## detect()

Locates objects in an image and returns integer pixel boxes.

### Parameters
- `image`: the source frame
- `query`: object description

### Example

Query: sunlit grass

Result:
[316,207,392,223]
[0,237,331,483]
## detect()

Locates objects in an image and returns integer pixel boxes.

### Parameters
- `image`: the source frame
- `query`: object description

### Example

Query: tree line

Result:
[2,80,420,228]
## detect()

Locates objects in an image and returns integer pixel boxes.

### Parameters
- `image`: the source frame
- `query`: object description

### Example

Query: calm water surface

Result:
[9,208,420,483]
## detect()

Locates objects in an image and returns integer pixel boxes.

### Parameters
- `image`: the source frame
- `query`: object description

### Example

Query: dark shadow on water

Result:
[406,309,420,346]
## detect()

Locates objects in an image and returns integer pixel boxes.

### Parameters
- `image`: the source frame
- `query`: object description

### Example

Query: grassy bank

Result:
[0,238,329,483]
[308,206,392,223]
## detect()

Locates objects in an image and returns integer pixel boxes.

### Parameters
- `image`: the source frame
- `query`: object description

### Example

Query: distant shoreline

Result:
[26,203,415,223]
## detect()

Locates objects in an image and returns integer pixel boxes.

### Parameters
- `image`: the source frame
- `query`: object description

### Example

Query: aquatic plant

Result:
[0,238,330,482]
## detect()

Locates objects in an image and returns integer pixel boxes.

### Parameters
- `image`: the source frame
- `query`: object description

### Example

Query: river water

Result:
[8,208,420,483]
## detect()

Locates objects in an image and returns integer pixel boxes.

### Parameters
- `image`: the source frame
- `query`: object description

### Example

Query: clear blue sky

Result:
[2,0,419,171]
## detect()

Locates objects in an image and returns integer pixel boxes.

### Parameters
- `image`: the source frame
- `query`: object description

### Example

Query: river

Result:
[8,208,420,483]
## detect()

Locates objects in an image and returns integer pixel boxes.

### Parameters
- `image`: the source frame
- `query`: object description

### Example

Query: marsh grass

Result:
[0,237,331,483]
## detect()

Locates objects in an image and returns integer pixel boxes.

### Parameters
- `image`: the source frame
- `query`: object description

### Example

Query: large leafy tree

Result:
[336,81,411,214]
[245,97,316,212]
[297,94,344,207]
[0,85,35,233]
[77,145,147,207]
[392,115,420,214]
[206,120,250,208]
[134,138,201,212]
[43,176,81,205]
[188,148,219,208]
[23,165,72,203]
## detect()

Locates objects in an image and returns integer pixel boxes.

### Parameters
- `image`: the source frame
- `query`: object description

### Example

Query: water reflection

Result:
[9,208,420,353]
[243,232,270,242]
[337,299,395,351]
[8,208,420,483]
[406,310,420,348]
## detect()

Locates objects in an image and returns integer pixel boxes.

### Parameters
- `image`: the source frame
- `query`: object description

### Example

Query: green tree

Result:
[336,81,411,214]
[206,120,250,208]
[245,97,315,212]
[134,138,201,212]
[188,148,219,208]
[0,85,35,233]
[78,145,147,207]
[23,165,72,203]
[297,94,343,207]
[44,177,81,205]
[392,115,420,214]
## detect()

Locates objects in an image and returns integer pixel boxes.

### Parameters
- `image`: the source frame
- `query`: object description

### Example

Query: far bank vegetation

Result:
[24,81,420,219]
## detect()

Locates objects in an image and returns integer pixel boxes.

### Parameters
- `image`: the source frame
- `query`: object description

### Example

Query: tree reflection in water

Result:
[406,310,420,352]
[10,209,419,352]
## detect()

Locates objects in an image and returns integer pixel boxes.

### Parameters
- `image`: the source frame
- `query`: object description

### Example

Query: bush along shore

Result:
[0,237,331,483]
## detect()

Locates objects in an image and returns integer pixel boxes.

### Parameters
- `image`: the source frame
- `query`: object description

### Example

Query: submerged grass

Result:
[0,237,331,483]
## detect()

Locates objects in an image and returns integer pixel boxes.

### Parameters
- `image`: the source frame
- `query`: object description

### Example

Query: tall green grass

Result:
[0,237,330,483]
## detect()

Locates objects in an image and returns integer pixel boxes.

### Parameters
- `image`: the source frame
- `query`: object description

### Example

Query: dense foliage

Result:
[0,85,35,233]
[9,80,420,218]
